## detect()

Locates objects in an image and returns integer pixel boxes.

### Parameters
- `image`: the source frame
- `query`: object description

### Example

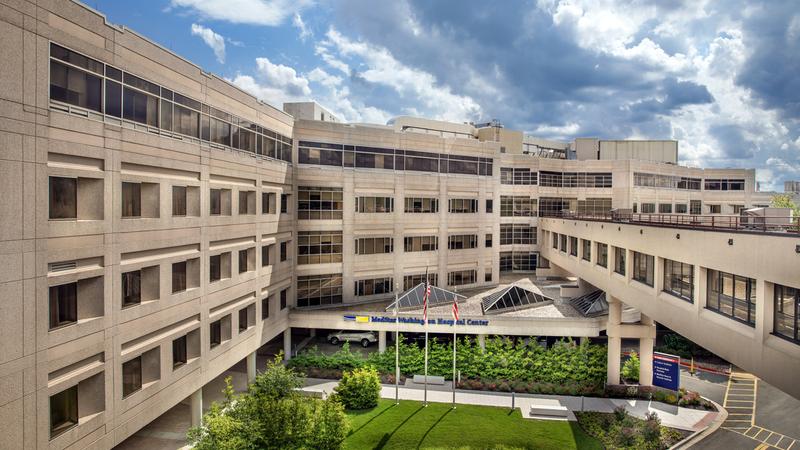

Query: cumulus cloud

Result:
[230,57,311,106]
[170,0,310,26]
[190,23,226,63]
[293,13,313,41]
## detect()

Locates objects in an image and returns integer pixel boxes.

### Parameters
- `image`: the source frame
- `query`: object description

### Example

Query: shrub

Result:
[308,397,349,450]
[498,381,511,392]
[665,394,678,404]
[642,412,661,443]
[621,351,640,382]
[613,405,628,422]
[249,353,304,400]
[616,426,637,447]
[334,367,381,410]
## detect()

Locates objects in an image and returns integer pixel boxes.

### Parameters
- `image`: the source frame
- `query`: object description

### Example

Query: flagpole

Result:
[423,268,429,407]
[452,318,457,408]
[394,287,399,405]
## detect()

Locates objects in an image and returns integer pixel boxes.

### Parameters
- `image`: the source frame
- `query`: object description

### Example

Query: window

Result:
[262,192,276,214]
[690,200,702,215]
[708,204,721,214]
[280,289,288,309]
[500,167,537,185]
[355,196,394,213]
[404,197,438,213]
[403,274,438,290]
[576,198,612,215]
[297,274,343,307]
[552,232,558,249]
[209,188,231,215]
[540,171,612,187]
[499,225,538,245]
[485,270,492,282]
[663,259,694,302]
[122,356,142,397]
[49,177,77,219]
[172,335,187,368]
[569,236,578,256]
[355,277,393,296]
[121,182,142,217]
[597,243,608,268]
[675,203,688,214]
[50,386,78,438]
[239,307,250,332]
[262,245,272,267]
[449,198,478,213]
[641,203,656,214]
[280,193,289,214]
[49,283,77,329]
[774,284,799,343]
[500,251,537,272]
[355,237,393,255]
[704,179,745,191]
[632,252,654,286]
[559,234,567,252]
[448,270,477,286]
[298,231,343,264]
[49,58,102,112]
[447,234,478,250]
[209,253,226,282]
[486,199,493,213]
[261,296,270,320]
[707,269,756,326]
[404,236,438,252]
[485,233,493,248]
[210,319,222,348]
[581,239,591,261]
[633,172,700,190]
[500,196,537,217]
[658,204,672,214]
[238,249,252,273]
[122,270,141,307]
[123,86,159,126]
[613,247,626,275]
[298,187,345,219]
[172,261,187,293]
[731,204,746,214]
[538,197,576,217]
[239,191,254,215]
[280,241,288,262]
[172,186,187,216]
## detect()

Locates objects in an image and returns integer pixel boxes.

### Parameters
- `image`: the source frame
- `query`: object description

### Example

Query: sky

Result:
[89,0,800,191]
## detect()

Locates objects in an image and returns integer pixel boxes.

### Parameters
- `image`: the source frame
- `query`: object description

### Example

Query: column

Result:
[378,330,386,354]
[477,334,486,351]
[639,314,655,387]
[190,388,203,428]
[607,297,622,385]
[247,351,257,383]
[283,328,292,361]
[310,328,316,338]
[579,336,588,345]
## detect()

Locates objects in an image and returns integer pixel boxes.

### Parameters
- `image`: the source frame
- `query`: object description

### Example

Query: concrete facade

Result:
[0,1,795,448]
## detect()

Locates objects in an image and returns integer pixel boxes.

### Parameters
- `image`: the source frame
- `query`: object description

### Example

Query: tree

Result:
[334,366,382,409]
[621,351,640,383]
[771,194,800,217]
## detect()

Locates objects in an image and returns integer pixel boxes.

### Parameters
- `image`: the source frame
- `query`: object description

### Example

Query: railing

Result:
[542,211,800,234]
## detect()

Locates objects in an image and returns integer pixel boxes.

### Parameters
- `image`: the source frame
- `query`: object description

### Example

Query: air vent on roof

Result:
[49,261,77,272]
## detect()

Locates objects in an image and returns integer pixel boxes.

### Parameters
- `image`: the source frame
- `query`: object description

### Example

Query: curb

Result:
[669,397,727,449]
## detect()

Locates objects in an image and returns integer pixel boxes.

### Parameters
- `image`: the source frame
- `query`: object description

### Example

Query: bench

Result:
[529,403,569,418]
[412,375,446,385]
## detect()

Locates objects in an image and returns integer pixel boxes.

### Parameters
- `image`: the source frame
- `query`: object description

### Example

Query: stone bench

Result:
[529,403,569,418]
[412,375,446,385]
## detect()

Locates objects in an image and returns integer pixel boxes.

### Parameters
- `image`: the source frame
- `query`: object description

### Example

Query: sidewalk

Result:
[301,378,718,432]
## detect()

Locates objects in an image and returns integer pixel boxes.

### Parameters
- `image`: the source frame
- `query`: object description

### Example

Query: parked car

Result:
[327,330,378,348]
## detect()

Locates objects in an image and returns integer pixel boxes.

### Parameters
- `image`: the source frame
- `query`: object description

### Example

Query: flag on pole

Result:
[452,298,459,321]
[422,281,431,321]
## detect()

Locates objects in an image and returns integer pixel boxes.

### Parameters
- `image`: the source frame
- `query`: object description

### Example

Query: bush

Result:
[642,412,662,443]
[621,351,640,382]
[334,367,381,410]
[613,405,628,422]
[308,397,349,450]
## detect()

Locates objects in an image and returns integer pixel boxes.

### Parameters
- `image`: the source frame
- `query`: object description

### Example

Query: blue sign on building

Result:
[652,352,681,391]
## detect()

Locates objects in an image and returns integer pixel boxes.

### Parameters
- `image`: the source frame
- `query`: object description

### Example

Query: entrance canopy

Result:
[480,285,553,315]
[568,290,608,317]
[385,283,466,312]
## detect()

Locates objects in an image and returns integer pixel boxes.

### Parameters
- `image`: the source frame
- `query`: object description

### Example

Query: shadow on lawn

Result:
[373,404,425,450]
[348,403,396,437]
[415,407,453,449]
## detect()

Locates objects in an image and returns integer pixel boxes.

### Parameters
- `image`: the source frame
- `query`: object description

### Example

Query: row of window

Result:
[49,43,292,162]
[539,171,613,188]
[538,197,613,217]
[499,251,538,272]
[500,167,537,185]
[298,141,493,176]
[499,224,537,245]
[634,173,702,190]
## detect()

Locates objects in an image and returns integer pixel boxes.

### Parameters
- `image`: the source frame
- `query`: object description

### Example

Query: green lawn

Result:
[344,399,602,450]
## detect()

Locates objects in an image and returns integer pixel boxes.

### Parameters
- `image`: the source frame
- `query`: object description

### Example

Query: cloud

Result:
[293,13,313,41]
[230,57,311,107]
[190,23,226,63]
[170,0,309,26]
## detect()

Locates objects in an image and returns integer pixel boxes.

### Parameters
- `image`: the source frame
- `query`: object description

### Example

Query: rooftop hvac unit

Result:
[611,208,633,221]
[740,207,794,231]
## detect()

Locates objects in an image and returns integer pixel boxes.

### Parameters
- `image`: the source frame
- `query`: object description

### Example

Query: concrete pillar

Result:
[283,328,292,361]
[607,297,622,385]
[638,314,655,387]
[247,351,257,383]
[579,336,588,345]
[190,388,203,428]
[477,334,486,351]
[378,330,386,354]
[310,328,316,338]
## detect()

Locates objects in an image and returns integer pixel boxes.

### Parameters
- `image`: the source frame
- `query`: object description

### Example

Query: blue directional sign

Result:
[652,352,680,391]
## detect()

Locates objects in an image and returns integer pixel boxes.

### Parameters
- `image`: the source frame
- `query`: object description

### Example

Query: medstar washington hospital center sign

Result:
[652,351,680,391]
[343,315,489,326]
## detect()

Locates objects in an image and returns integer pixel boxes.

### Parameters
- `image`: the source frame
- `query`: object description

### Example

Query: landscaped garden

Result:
[344,399,602,450]
[575,406,689,449]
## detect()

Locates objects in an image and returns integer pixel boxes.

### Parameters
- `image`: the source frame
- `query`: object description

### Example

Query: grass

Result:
[344,399,602,450]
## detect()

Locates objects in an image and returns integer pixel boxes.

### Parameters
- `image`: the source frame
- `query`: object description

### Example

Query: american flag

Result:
[452,299,459,321]
[422,281,431,322]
